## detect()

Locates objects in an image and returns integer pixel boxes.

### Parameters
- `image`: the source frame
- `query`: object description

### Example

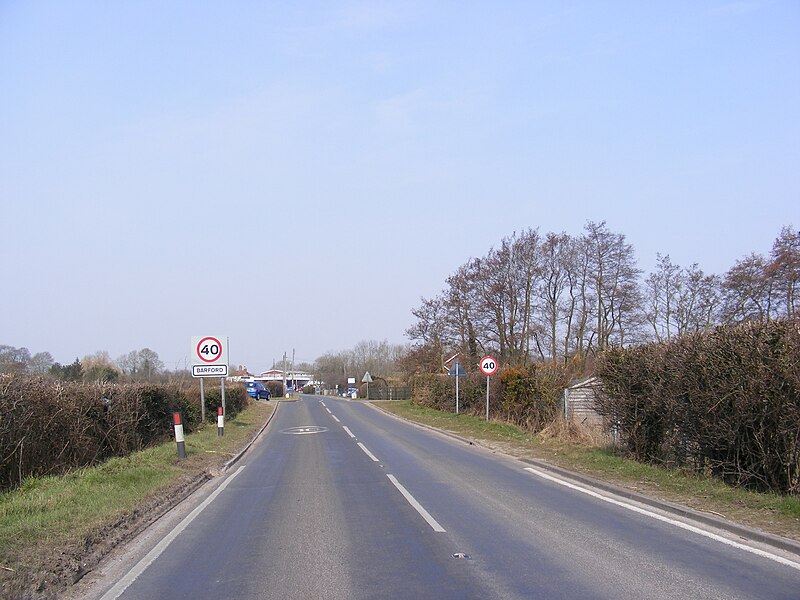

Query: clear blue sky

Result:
[2,1,798,373]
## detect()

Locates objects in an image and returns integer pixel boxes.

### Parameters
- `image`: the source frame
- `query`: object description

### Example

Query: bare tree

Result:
[538,232,571,362]
[115,348,163,380]
[674,264,721,334]
[721,253,774,323]
[583,221,642,351]
[645,253,681,342]
[444,262,482,367]
[768,226,800,319]
[29,351,54,374]
[564,234,595,360]
[0,345,31,374]
[471,230,542,366]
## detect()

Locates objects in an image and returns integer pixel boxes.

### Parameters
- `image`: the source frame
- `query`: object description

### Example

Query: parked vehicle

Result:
[245,381,271,400]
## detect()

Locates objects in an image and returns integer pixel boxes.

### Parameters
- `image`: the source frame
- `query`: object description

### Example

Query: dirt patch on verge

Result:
[0,472,209,600]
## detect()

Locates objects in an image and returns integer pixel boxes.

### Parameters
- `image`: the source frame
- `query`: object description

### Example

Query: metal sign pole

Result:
[455,362,460,415]
[200,378,206,422]
[221,377,226,417]
[486,376,490,421]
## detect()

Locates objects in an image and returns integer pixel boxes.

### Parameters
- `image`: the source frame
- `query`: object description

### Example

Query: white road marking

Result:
[387,474,446,533]
[325,408,332,414]
[331,415,341,423]
[100,466,247,600]
[343,426,356,438]
[357,442,380,462]
[523,466,800,572]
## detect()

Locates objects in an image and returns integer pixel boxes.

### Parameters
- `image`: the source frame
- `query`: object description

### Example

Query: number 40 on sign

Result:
[479,356,498,376]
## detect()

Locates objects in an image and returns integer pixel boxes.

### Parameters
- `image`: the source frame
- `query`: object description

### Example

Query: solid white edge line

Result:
[100,465,247,600]
[523,466,800,572]
[331,415,341,423]
[343,426,356,438]
[387,474,446,533]
[357,442,380,462]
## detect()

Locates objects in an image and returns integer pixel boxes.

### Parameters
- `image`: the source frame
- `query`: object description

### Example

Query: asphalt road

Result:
[81,396,800,600]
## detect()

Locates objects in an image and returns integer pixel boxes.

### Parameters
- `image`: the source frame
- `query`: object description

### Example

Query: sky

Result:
[1,1,798,374]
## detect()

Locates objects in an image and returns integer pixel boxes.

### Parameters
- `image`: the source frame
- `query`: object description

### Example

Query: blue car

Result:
[245,381,271,400]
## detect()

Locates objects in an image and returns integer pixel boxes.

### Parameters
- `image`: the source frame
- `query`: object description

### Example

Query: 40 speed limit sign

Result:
[479,356,498,376]
[191,335,229,377]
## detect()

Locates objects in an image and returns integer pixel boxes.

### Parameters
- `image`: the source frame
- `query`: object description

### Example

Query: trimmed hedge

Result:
[594,319,800,494]
[0,376,248,491]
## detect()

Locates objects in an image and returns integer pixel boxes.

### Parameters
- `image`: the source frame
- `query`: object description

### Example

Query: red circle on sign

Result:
[196,337,223,363]
[479,356,498,376]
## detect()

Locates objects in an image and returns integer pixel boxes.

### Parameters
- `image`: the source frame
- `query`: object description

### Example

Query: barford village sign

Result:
[191,335,229,377]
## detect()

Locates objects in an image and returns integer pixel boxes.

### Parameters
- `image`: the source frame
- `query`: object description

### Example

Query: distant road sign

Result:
[479,356,498,376]
[449,362,466,377]
[362,372,373,383]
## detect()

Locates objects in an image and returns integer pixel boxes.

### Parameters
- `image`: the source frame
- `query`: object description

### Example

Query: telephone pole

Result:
[282,352,287,397]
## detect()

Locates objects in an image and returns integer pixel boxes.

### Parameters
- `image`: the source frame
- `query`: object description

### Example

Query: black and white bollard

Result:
[217,406,224,437]
[173,413,187,459]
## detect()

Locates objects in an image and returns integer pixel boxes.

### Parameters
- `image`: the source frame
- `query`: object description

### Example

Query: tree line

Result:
[406,222,799,371]
[0,346,169,382]
[313,339,409,392]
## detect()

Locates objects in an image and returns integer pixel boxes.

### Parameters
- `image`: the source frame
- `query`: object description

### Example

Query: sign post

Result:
[362,371,373,400]
[191,335,229,419]
[449,361,466,414]
[479,356,498,421]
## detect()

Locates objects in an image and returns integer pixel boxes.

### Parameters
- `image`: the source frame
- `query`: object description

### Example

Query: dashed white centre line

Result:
[387,474,446,533]
[343,426,356,438]
[357,442,380,462]
[331,415,341,423]
[325,408,332,414]
[523,466,800,572]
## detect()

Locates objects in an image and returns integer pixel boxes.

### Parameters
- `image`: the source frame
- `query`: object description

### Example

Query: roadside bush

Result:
[202,385,249,422]
[265,381,284,398]
[410,363,570,432]
[496,364,569,431]
[595,319,800,494]
[0,376,212,492]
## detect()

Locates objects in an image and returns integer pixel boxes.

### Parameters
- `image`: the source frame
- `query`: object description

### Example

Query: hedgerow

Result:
[594,319,800,494]
[0,377,248,491]
[410,363,570,431]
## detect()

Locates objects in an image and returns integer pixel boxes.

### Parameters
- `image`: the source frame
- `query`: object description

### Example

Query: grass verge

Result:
[376,400,800,542]
[0,400,273,596]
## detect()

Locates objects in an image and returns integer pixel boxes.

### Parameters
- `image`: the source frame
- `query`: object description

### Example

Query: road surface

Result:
[80,395,800,599]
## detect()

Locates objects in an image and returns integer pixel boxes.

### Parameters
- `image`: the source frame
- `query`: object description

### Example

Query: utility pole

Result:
[282,352,287,398]
[292,348,296,392]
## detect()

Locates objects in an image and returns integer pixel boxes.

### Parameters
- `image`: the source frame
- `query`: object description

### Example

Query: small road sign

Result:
[449,362,466,377]
[479,356,498,376]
